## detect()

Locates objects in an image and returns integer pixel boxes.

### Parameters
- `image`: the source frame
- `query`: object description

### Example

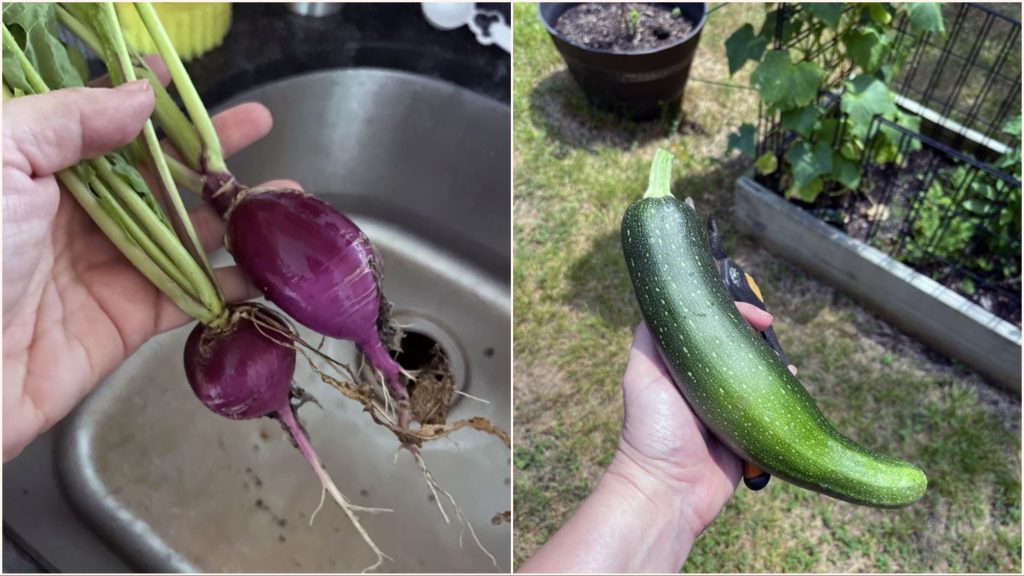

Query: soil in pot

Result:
[554,3,694,52]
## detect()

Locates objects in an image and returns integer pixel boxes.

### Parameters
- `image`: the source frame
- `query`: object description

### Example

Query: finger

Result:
[625,322,673,386]
[88,54,171,87]
[215,265,260,303]
[736,302,773,332]
[189,205,227,253]
[211,103,273,159]
[258,179,304,192]
[4,82,154,177]
[788,365,798,376]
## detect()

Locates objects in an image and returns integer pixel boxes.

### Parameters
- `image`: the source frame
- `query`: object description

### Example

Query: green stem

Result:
[58,170,213,322]
[134,2,226,173]
[96,3,225,317]
[3,21,219,325]
[56,5,102,56]
[87,169,197,298]
[165,154,204,194]
[644,149,675,199]
[90,155,222,312]
[689,77,757,91]
[56,5,206,169]
[134,62,204,170]
[3,24,50,94]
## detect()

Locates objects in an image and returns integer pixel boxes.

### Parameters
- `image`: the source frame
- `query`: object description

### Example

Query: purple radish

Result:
[183,304,391,569]
[209,185,412,429]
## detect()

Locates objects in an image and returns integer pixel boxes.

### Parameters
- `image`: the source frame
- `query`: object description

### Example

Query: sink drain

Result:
[380,315,468,423]
[392,332,456,425]
[392,331,441,372]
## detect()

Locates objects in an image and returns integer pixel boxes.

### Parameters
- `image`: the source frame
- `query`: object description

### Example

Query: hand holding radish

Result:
[520,303,797,573]
[4,5,507,568]
[0,82,283,461]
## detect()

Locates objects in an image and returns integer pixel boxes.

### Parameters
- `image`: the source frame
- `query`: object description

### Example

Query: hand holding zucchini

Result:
[620,149,927,507]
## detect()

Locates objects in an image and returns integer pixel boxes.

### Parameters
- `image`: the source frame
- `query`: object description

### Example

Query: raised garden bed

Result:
[735,173,1021,392]
[732,3,1021,391]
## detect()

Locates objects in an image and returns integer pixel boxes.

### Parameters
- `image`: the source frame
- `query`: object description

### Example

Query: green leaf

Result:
[831,155,861,190]
[842,28,889,74]
[870,131,901,164]
[1001,115,1022,137]
[755,152,778,175]
[66,42,90,85]
[817,118,841,146]
[108,151,168,224]
[728,123,757,157]
[892,111,923,153]
[751,50,823,111]
[868,3,893,25]
[840,139,861,161]
[3,3,85,90]
[761,9,803,44]
[877,63,897,84]
[903,3,945,35]
[895,110,921,133]
[724,23,767,76]
[780,106,820,137]
[785,140,833,190]
[788,177,824,203]
[2,36,31,93]
[801,3,843,29]
[963,198,995,216]
[842,75,897,139]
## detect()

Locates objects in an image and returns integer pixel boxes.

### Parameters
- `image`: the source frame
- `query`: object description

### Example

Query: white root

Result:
[410,451,498,569]
[279,408,393,572]
[454,389,491,404]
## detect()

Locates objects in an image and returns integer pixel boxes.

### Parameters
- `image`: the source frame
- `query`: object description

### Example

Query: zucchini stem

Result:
[645,148,675,199]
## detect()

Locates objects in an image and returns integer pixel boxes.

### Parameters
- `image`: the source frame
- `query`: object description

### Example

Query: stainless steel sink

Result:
[4,69,510,573]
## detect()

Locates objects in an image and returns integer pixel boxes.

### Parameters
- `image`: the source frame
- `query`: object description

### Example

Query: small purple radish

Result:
[184,305,295,420]
[209,185,411,428]
[183,303,391,568]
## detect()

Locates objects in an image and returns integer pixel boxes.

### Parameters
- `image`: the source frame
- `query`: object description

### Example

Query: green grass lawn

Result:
[512,3,1021,572]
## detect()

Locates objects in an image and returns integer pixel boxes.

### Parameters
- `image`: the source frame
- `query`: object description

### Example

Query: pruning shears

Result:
[706,216,790,491]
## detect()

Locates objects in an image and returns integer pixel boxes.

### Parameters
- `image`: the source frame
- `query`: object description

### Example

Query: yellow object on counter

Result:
[116,3,232,61]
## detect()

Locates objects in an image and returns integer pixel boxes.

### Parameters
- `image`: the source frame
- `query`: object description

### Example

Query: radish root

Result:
[244,309,509,572]
[277,407,393,572]
[245,310,511,448]
[410,451,498,568]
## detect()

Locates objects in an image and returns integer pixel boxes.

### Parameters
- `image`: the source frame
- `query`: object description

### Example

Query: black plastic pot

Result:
[538,2,707,120]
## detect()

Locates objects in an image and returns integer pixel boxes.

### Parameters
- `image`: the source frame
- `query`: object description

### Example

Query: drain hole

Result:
[392,331,438,371]
[391,331,457,425]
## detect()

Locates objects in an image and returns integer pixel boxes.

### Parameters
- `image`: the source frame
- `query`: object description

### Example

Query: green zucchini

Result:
[620,149,927,508]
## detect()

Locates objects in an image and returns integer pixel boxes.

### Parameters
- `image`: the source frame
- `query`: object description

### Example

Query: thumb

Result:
[3,81,154,177]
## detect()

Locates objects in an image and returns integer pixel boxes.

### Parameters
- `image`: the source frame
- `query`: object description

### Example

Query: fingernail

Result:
[116,79,150,92]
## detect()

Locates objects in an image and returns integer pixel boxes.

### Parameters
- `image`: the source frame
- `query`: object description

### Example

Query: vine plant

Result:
[725,2,945,203]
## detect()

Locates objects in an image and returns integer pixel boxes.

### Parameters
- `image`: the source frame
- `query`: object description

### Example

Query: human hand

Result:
[610,303,797,546]
[2,66,299,461]
[520,302,796,573]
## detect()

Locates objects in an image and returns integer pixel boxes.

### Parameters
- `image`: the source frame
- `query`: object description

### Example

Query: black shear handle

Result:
[706,218,790,369]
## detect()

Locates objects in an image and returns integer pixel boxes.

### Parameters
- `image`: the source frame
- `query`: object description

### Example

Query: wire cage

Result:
[754,3,1022,325]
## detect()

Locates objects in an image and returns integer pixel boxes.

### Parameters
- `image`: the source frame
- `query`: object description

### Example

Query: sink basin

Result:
[6,69,510,573]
